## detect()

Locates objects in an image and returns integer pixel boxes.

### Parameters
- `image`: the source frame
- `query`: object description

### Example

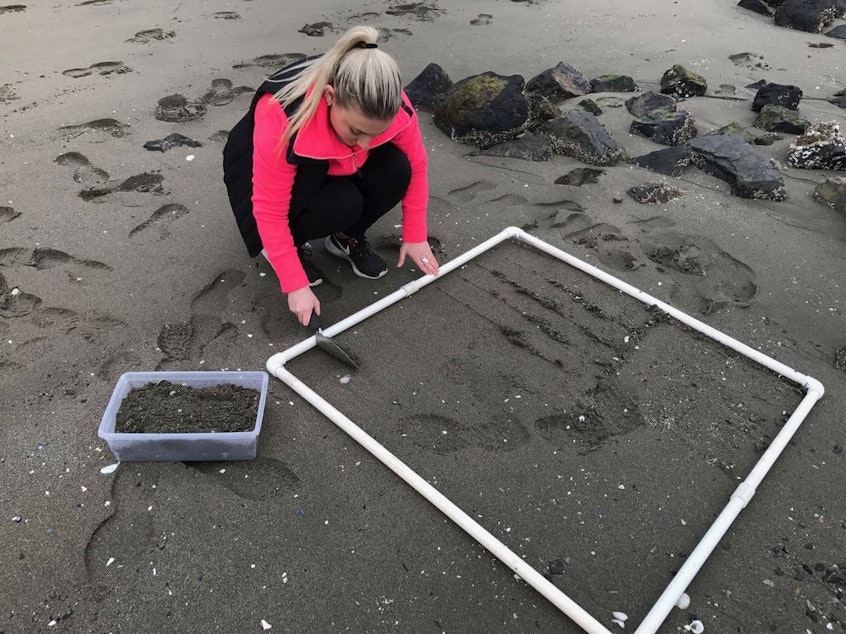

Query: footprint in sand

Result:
[1,206,20,222]
[0,5,25,13]
[385,2,445,21]
[0,84,18,104]
[84,469,157,592]
[129,203,188,239]
[126,27,175,43]
[55,152,109,186]
[77,0,111,5]
[186,458,300,501]
[156,270,246,369]
[402,412,530,455]
[59,118,130,139]
[213,11,239,19]
[376,27,413,41]
[448,180,497,204]
[80,173,165,201]
[470,13,493,26]
[641,230,758,315]
[62,61,131,78]
[200,79,253,107]
[232,53,306,70]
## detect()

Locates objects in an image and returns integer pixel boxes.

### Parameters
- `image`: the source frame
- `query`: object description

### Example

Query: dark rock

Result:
[467,132,551,161]
[525,62,591,102]
[630,107,697,146]
[538,110,625,166]
[826,24,846,38]
[405,63,453,112]
[753,104,810,134]
[143,133,202,152]
[835,346,846,370]
[589,75,638,93]
[746,79,768,90]
[155,94,206,122]
[738,0,775,15]
[829,94,846,109]
[689,134,787,200]
[627,182,683,203]
[633,146,694,176]
[625,91,676,117]
[433,72,531,148]
[659,64,707,98]
[788,122,846,170]
[709,121,782,145]
[814,176,846,214]
[578,99,602,116]
[774,0,845,32]
[555,167,604,186]
[752,82,803,111]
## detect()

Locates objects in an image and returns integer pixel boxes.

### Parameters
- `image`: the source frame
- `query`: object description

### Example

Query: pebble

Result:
[340,375,351,384]
[11,516,21,523]
[677,592,691,609]
[612,611,628,622]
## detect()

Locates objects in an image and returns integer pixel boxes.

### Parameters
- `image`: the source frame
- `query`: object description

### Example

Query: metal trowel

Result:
[308,313,359,369]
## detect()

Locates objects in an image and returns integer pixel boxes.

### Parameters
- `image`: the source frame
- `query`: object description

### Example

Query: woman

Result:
[228,25,439,327]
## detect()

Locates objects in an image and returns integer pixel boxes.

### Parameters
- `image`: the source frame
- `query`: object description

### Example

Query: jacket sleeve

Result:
[252,94,310,293]
[390,93,429,243]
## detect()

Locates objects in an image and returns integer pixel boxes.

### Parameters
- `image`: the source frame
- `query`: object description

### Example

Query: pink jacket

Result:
[251,90,429,293]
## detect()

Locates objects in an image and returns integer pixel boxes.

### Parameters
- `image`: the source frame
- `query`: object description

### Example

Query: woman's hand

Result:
[397,241,440,276]
[287,286,320,326]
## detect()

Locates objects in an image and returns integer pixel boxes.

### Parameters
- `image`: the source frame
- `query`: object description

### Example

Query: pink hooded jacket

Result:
[251,90,429,293]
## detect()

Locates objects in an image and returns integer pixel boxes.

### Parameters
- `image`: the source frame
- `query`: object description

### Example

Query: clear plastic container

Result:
[98,371,269,462]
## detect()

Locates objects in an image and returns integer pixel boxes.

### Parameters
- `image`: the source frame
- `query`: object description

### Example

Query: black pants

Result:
[289,142,411,246]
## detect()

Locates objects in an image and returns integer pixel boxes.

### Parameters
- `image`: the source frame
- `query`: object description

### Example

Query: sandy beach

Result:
[1,0,845,631]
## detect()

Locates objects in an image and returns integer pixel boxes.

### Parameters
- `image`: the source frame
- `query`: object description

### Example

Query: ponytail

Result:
[274,25,403,147]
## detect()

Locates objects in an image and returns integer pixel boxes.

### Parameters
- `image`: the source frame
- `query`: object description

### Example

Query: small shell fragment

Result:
[340,375,351,384]
[612,611,628,622]
[260,619,272,630]
[676,592,690,609]
[100,463,119,474]
[688,620,704,634]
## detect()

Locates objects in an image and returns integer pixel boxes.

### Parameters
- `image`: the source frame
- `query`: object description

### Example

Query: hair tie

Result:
[361,42,378,49]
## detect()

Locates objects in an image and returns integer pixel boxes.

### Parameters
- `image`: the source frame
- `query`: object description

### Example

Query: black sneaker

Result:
[297,243,323,287]
[325,233,387,279]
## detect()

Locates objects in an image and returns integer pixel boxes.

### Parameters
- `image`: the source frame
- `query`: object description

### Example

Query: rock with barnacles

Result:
[405,63,453,112]
[539,109,625,166]
[752,82,803,111]
[814,176,846,214]
[630,107,697,146]
[627,182,683,203]
[625,91,676,117]
[753,104,810,134]
[525,62,591,102]
[659,64,707,98]
[774,0,845,33]
[433,72,531,148]
[787,122,846,170]
[689,134,787,201]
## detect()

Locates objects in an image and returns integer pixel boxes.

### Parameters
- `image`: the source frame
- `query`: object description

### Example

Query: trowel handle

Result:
[307,313,322,333]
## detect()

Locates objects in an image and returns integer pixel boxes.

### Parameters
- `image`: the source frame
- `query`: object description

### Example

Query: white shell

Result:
[99,463,119,474]
[676,592,691,609]
[612,611,628,621]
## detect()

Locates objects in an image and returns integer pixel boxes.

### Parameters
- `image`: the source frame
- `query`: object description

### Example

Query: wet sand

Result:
[1,0,845,631]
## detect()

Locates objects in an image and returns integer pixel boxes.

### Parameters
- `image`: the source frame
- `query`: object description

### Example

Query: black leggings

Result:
[289,142,411,246]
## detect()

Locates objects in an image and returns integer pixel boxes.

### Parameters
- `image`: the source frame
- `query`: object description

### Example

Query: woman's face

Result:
[324,86,392,149]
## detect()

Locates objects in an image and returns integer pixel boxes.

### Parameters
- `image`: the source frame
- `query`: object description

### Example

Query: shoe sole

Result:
[324,236,387,280]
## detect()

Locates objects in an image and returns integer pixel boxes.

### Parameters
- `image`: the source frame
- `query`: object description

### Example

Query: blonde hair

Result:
[274,26,403,147]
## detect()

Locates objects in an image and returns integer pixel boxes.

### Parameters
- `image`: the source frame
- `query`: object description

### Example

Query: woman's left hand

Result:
[397,241,440,276]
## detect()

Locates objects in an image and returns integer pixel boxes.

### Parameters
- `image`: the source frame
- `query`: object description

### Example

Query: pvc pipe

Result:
[271,362,614,634]
[634,386,822,634]
[268,226,824,633]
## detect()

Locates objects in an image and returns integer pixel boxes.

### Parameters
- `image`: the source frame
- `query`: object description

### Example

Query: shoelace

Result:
[343,235,371,259]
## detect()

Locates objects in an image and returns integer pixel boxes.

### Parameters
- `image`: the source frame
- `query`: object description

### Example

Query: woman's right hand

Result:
[287,286,320,326]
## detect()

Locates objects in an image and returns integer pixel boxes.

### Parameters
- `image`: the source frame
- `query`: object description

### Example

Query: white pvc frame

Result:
[266,227,824,634]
